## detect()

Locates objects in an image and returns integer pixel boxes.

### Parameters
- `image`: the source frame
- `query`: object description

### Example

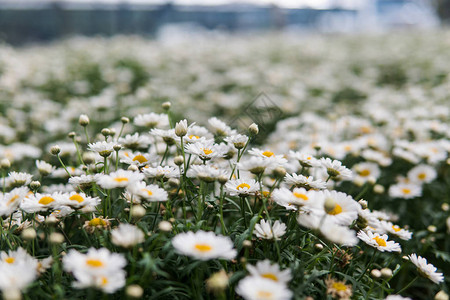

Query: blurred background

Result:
[0,0,447,45]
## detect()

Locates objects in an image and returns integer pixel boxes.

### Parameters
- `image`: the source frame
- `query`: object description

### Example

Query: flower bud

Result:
[29,181,41,191]
[174,156,184,166]
[218,175,228,185]
[435,291,449,300]
[121,117,130,124]
[162,101,171,110]
[113,144,122,152]
[21,228,37,240]
[314,243,324,251]
[373,184,385,194]
[79,114,90,126]
[49,232,65,244]
[273,166,286,178]
[370,269,382,278]
[175,119,188,137]
[167,178,179,188]
[0,158,11,170]
[206,270,229,294]
[128,165,139,172]
[249,123,259,135]
[442,203,449,212]
[126,284,144,299]
[50,145,61,156]
[101,128,111,137]
[158,221,172,232]
[242,240,252,248]
[358,199,368,209]
[82,152,96,164]
[427,225,437,233]
[68,131,76,139]
[131,205,146,219]
[380,268,393,279]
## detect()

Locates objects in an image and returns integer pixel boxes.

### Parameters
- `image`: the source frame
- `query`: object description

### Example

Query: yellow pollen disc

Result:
[86,259,104,268]
[5,257,15,264]
[401,188,411,194]
[293,192,308,200]
[144,189,153,196]
[89,218,106,226]
[132,155,148,163]
[236,183,251,190]
[327,204,343,215]
[344,145,352,151]
[39,196,55,205]
[261,273,278,281]
[69,194,84,203]
[114,177,129,182]
[202,148,213,155]
[6,195,19,206]
[101,277,108,286]
[392,225,401,232]
[373,236,387,247]
[194,244,212,252]
[417,173,426,180]
[257,291,273,299]
[262,191,270,197]
[332,282,348,291]
[262,151,274,157]
[124,152,130,157]
[189,135,200,139]
[307,156,312,160]
[359,169,371,177]
[361,126,372,134]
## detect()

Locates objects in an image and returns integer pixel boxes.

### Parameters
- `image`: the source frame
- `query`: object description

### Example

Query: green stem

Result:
[57,154,72,178]
[396,276,418,295]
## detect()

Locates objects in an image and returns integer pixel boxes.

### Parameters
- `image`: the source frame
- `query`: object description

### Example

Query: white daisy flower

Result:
[88,141,116,157]
[0,187,29,217]
[119,150,153,167]
[388,183,422,199]
[72,271,126,294]
[225,178,259,196]
[0,263,38,295]
[6,172,33,188]
[248,148,287,166]
[384,296,412,300]
[254,219,286,240]
[272,187,319,211]
[118,133,151,150]
[96,170,144,189]
[185,140,226,161]
[0,247,38,269]
[246,260,292,284]
[284,173,327,190]
[320,158,353,181]
[289,151,321,168]
[172,231,236,261]
[142,165,180,179]
[380,221,412,240]
[150,128,179,145]
[127,181,168,202]
[134,112,169,128]
[20,192,63,213]
[69,174,102,188]
[225,134,249,149]
[185,125,214,143]
[237,156,271,175]
[57,192,101,209]
[309,190,360,226]
[407,164,437,184]
[208,117,234,136]
[352,162,381,184]
[319,219,359,246]
[111,224,145,248]
[35,160,55,176]
[408,254,444,284]
[236,276,292,300]
[361,149,392,167]
[187,164,228,182]
[357,230,401,252]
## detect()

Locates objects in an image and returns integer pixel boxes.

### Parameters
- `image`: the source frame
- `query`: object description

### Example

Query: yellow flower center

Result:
[5,257,15,264]
[194,244,212,252]
[262,191,270,197]
[100,276,108,286]
[261,273,278,281]
[392,225,401,232]
[236,183,251,190]
[262,151,274,157]
[373,236,387,247]
[401,188,411,194]
[202,148,213,155]
[39,196,55,205]
[189,135,200,139]
[114,177,129,183]
[359,169,371,177]
[327,204,343,215]
[6,195,19,206]
[89,218,107,226]
[417,173,426,180]
[132,155,148,163]
[306,156,312,160]
[69,194,84,203]
[332,282,348,291]
[257,291,273,299]
[293,192,308,200]
[144,189,153,196]
[86,259,104,268]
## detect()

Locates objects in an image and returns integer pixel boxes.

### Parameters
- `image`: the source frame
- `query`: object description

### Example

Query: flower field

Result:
[0,31,449,300]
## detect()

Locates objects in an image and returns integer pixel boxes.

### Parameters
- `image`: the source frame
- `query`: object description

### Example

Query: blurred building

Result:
[0,0,440,45]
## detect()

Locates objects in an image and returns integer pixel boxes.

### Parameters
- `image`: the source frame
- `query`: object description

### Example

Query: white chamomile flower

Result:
[134,112,169,128]
[185,125,214,143]
[35,160,55,176]
[407,164,437,184]
[187,164,228,182]
[6,172,33,188]
[284,173,327,190]
[142,165,180,179]
[246,260,292,284]
[69,174,102,189]
[272,187,318,211]
[208,117,234,136]
[380,221,412,240]
[310,190,360,226]
[289,151,321,168]
[352,162,381,184]
[73,271,126,294]
[96,170,144,189]
[237,156,271,175]
[236,276,293,300]
[408,253,444,284]
[225,178,259,196]
[57,192,101,209]
[384,296,412,300]
[248,148,287,166]
[111,224,145,248]
[185,140,226,161]
[172,231,236,261]
[357,230,401,252]
[0,187,29,217]
[320,158,353,180]
[0,247,38,269]
[225,134,249,149]
[319,219,359,246]
[0,263,38,294]
[118,133,151,150]
[119,150,153,166]
[88,141,116,157]
[388,183,422,199]
[127,181,168,202]
[254,219,286,240]
[20,192,63,213]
